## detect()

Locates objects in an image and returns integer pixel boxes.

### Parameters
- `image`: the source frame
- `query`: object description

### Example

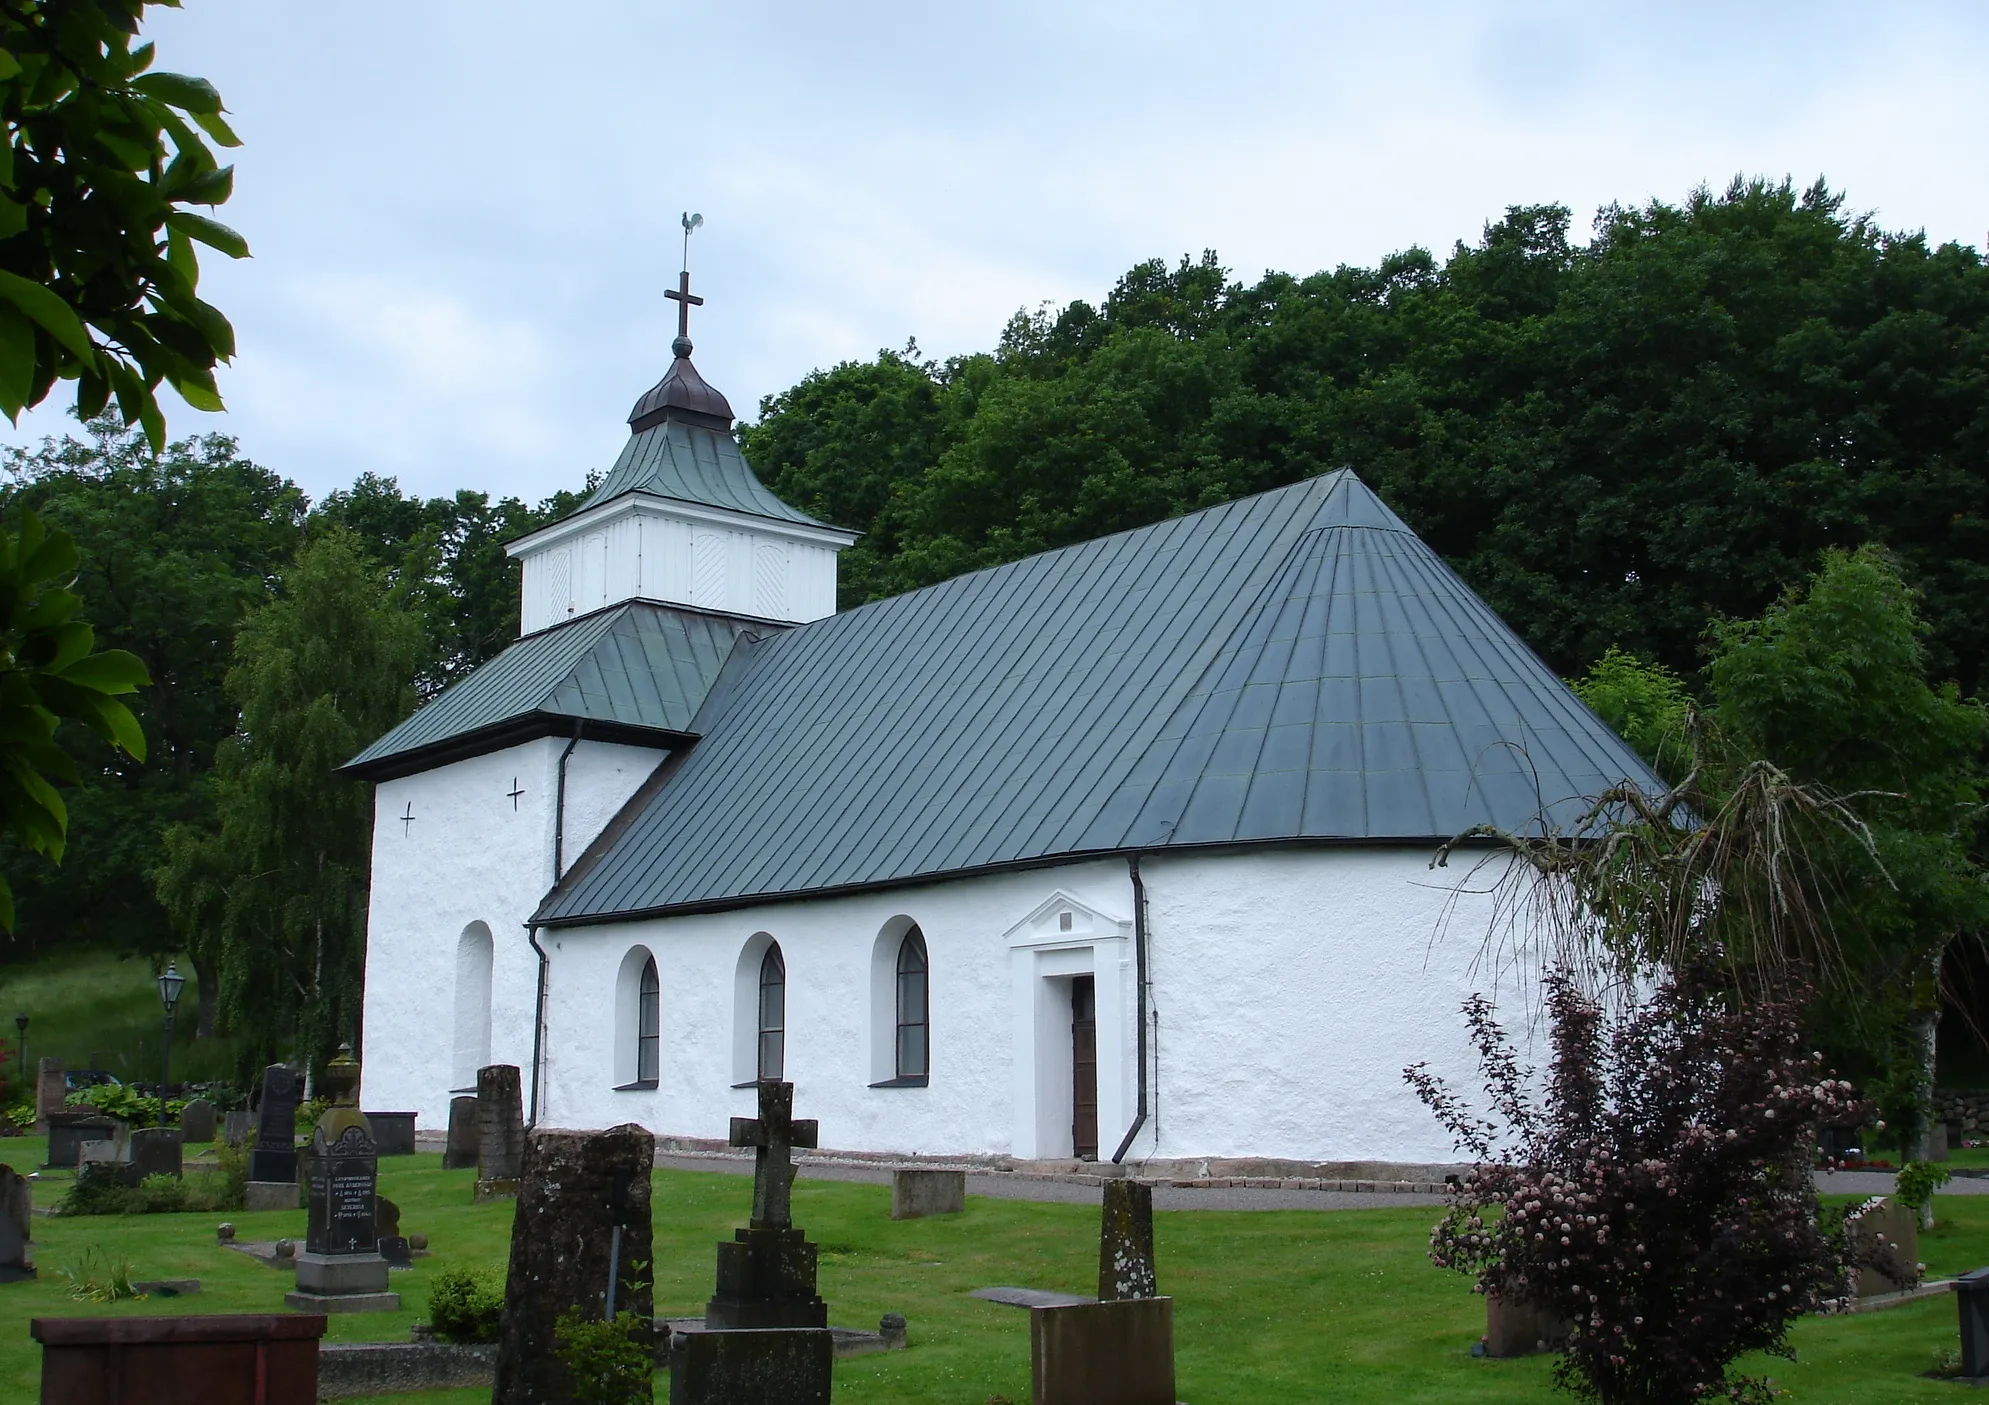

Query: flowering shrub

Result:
[1407,964,1897,1404]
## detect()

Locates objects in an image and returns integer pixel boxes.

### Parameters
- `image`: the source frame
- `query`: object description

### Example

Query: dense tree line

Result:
[748,178,1989,697]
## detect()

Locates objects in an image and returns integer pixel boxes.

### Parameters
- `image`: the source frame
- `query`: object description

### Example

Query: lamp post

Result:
[156,963,184,1129]
[12,1014,25,1104]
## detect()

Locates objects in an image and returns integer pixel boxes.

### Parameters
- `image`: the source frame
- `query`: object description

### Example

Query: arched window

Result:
[757,943,786,1080]
[895,927,929,1080]
[636,956,660,1084]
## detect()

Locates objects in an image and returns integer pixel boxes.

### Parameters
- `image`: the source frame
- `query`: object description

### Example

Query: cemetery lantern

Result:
[156,962,185,1128]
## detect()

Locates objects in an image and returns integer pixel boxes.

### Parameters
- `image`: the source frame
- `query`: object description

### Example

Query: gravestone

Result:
[443,1094,479,1170]
[45,1111,122,1169]
[1482,1293,1572,1357]
[365,1110,417,1156]
[492,1123,655,1405]
[285,1047,399,1314]
[0,1163,35,1283]
[34,1056,64,1132]
[223,1108,252,1147]
[891,1167,965,1220]
[178,1098,218,1144]
[1849,1197,1920,1298]
[1028,1177,1175,1405]
[668,1081,833,1405]
[377,1194,412,1269]
[33,1313,327,1403]
[1098,1179,1157,1301]
[248,1063,302,1185]
[475,1065,524,1200]
[1956,1267,1989,1383]
[706,1080,828,1330]
[129,1126,183,1180]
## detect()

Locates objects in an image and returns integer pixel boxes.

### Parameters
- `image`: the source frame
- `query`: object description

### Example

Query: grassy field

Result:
[0,1135,1980,1403]
[0,948,236,1093]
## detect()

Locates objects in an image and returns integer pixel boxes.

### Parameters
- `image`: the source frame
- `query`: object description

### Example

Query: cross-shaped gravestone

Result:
[730,1080,817,1229]
[665,269,704,344]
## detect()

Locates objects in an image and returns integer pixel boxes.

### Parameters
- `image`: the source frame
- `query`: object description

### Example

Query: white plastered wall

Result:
[358,737,663,1126]
[534,845,1539,1164]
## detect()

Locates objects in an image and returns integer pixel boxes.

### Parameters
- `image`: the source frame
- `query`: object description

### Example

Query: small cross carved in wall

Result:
[400,802,415,836]
[508,778,525,810]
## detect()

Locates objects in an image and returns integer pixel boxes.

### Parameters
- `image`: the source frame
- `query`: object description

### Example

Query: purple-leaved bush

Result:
[1408,964,1891,1404]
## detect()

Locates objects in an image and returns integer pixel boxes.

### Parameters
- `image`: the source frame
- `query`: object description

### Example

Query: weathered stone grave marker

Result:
[1849,1196,1920,1299]
[246,1063,302,1210]
[129,1126,183,1181]
[285,1047,399,1314]
[0,1163,35,1283]
[45,1111,122,1170]
[891,1167,965,1220]
[492,1123,655,1405]
[223,1107,252,1147]
[474,1064,524,1201]
[365,1109,417,1156]
[34,1056,64,1132]
[669,1079,834,1405]
[442,1093,479,1170]
[1027,1178,1175,1405]
[377,1194,412,1269]
[178,1097,217,1144]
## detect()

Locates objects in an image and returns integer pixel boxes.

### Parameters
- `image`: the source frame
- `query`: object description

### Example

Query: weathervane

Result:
[666,211,704,354]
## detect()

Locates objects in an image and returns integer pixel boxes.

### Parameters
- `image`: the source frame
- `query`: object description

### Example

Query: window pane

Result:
[638,1032,659,1083]
[898,969,926,1024]
[897,1023,927,1079]
[759,1029,784,1081]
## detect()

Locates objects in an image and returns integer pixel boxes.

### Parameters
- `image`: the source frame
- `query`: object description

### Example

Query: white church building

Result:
[346,317,1659,1170]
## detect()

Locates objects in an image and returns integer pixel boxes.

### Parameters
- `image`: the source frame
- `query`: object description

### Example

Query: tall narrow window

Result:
[895,927,929,1080]
[636,956,661,1084]
[757,943,786,1080]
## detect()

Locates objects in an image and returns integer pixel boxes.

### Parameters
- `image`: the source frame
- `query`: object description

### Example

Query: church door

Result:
[1070,974,1098,1160]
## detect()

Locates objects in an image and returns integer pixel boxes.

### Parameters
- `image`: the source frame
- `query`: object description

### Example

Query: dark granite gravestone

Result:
[248,1063,301,1184]
[33,1313,327,1403]
[34,1056,64,1132]
[475,1065,524,1200]
[1028,1177,1175,1405]
[666,1082,834,1405]
[0,1164,35,1283]
[364,1110,417,1156]
[178,1098,218,1144]
[1098,1179,1157,1301]
[129,1126,183,1180]
[706,1080,828,1330]
[376,1194,412,1269]
[45,1111,122,1169]
[285,1048,398,1314]
[492,1123,655,1405]
[1956,1267,1989,1383]
[442,1095,479,1170]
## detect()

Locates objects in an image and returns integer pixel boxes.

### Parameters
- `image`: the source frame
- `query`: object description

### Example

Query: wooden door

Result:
[1070,975,1098,1161]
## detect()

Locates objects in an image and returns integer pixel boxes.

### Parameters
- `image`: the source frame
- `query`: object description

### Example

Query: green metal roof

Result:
[343,603,765,780]
[580,419,839,529]
[536,472,1663,924]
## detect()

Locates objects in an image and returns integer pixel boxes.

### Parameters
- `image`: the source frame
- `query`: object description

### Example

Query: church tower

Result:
[507,271,856,632]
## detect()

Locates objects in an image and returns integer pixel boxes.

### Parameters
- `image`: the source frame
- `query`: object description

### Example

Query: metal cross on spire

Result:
[666,211,705,352]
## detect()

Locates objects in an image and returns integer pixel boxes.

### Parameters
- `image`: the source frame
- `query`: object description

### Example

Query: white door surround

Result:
[1005,891,1134,1160]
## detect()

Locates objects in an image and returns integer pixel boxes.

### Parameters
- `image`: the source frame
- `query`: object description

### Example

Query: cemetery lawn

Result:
[0,1137,1977,1405]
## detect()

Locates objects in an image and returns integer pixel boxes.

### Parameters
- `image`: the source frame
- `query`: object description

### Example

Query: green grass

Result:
[0,1137,1981,1403]
[0,947,236,1092]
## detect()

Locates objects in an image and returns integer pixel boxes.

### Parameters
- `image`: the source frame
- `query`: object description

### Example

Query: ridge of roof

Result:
[534,471,1665,924]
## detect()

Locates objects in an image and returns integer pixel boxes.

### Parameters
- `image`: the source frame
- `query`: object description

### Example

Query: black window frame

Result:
[894,927,930,1082]
[757,942,786,1081]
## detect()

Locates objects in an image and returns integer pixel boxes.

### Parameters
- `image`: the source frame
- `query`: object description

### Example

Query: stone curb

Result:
[318,1342,497,1398]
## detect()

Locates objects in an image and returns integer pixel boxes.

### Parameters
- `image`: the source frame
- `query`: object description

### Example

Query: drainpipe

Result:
[1111,853,1151,1164]
[530,726,583,1129]
[527,922,549,1128]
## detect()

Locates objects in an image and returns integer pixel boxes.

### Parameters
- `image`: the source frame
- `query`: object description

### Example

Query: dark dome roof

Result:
[628,336,735,432]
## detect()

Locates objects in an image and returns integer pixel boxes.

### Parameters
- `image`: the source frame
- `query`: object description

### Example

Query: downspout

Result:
[1111,853,1151,1164]
[529,725,583,1129]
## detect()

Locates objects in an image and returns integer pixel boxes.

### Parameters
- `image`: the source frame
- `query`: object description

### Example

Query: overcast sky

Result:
[5,1,1985,503]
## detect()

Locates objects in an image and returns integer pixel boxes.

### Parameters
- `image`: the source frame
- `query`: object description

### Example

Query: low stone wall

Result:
[318,1342,497,1398]
[1937,1090,1989,1138]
